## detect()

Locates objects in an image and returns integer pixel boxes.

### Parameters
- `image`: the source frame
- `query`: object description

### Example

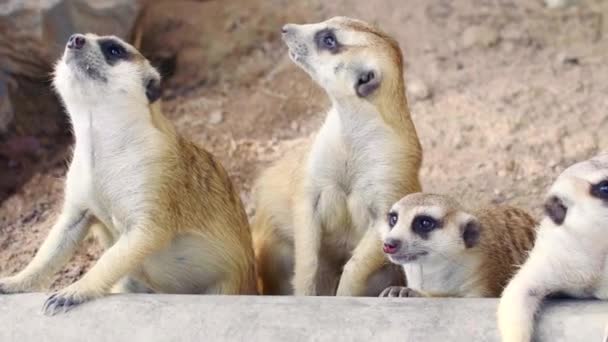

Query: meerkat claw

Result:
[42,291,85,316]
[380,286,423,297]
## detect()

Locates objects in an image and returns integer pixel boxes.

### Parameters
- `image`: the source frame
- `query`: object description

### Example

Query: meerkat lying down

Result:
[0,34,257,314]
[252,16,422,296]
[378,193,537,298]
[498,154,608,342]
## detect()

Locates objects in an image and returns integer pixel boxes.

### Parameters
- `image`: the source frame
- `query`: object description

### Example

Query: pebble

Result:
[408,78,432,101]
[545,0,575,8]
[208,110,224,125]
[462,25,500,48]
[555,52,579,66]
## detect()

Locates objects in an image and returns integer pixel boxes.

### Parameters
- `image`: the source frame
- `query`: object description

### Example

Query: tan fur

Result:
[472,205,537,296]
[252,17,421,296]
[0,34,257,314]
[379,193,536,298]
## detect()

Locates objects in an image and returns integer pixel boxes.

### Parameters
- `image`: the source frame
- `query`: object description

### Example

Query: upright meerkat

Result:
[252,17,422,296]
[378,193,537,298]
[498,154,608,342]
[0,34,257,314]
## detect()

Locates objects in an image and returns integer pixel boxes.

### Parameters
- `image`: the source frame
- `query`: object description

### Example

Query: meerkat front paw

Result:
[42,286,100,316]
[380,286,424,298]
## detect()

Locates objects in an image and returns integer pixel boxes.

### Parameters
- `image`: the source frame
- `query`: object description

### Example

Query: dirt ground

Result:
[1,0,607,290]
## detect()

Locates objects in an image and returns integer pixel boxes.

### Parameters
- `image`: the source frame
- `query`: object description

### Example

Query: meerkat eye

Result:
[107,44,126,58]
[591,180,608,199]
[100,39,129,64]
[358,71,375,85]
[412,215,438,234]
[387,211,398,228]
[315,29,339,52]
[323,34,336,49]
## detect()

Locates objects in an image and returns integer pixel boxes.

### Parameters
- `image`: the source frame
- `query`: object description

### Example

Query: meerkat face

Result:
[378,193,481,265]
[53,33,161,108]
[281,16,403,103]
[544,154,608,235]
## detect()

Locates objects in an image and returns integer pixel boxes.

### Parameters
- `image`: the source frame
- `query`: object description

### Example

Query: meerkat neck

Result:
[404,253,482,295]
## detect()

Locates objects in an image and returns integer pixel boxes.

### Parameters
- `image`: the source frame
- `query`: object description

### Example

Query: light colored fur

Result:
[0,34,257,314]
[252,17,421,296]
[498,154,608,342]
[379,193,536,298]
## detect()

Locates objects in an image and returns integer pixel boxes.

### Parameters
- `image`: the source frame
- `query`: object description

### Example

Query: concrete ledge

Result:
[1,294,606,341]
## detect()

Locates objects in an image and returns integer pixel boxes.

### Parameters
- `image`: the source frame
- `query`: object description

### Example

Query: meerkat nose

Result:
[67,34,86,50]
[383,239,401,254]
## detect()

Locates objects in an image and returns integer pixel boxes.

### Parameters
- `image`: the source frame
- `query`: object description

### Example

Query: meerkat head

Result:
[281,16,403,104]
[53,33,161,109]
[543,153,608,235]
[378,193,481,265]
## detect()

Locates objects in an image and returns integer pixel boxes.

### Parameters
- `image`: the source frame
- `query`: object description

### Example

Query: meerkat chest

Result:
[69,116,164,229]
[404,258,482,296]
[309,110,404,237]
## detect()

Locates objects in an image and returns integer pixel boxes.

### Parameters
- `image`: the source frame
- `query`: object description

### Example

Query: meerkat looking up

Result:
[377,193,537,298]
[0,33,257,314]
[498,154,608,342]
[252,16,422,296]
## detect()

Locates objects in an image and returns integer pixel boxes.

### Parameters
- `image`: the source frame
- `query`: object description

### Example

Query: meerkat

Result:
[498,154,608,342]
[0,33,258,314]
[377,193,537,298]
[252,16,422,296]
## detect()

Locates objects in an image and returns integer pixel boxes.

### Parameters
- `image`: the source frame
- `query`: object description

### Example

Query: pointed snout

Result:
[281,24,297,36]
[67,34,86,50]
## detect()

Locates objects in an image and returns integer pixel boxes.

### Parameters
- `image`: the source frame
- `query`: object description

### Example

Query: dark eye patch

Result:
[590,180,608,200]
[98,38,131,65]
[411,215,441,239]
[314,28,341,53]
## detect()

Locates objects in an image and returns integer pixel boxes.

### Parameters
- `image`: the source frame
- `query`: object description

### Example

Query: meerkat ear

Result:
[355,69,381,98]
[461,218,481,249]
[145,77,162,103]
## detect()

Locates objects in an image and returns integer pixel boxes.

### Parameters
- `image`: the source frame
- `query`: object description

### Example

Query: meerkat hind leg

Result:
[257,236,294,295]
[140,232,246,294]
[111,276,154,294]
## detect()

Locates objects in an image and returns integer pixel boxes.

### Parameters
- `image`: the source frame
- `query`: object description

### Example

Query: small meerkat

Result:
[0,34,257,314]
[498,154,608,342]
[377,193,537,298]
[252,17,422,296]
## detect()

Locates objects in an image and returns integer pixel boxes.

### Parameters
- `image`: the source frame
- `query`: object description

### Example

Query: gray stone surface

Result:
[0,294,606,342]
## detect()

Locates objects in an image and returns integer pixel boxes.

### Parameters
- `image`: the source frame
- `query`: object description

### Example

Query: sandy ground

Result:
[1,0,607,290]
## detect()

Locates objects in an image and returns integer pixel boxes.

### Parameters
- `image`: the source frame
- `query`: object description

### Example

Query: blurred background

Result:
[0,0,606,289]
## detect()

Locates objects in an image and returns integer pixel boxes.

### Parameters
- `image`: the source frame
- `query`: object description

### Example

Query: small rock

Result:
[408,78,432,101]
[290,121,299,132]
[208,110,224,125]
[545,0,576,9]
[462,25,500,48]
[555,52,579,66]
